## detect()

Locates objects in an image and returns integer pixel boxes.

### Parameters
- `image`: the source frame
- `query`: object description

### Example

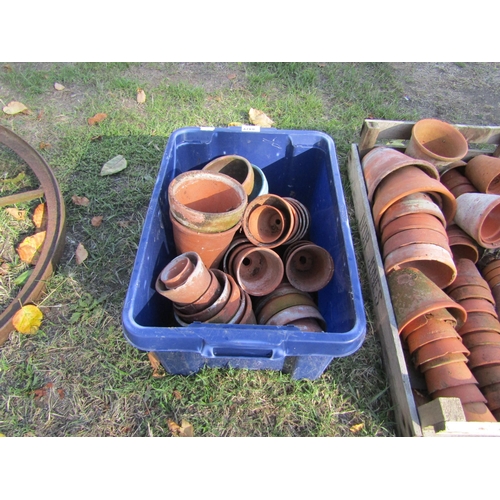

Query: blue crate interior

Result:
[122,127,366,378]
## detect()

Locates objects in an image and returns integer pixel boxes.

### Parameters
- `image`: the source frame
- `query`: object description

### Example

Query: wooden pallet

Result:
[347,119,500,437]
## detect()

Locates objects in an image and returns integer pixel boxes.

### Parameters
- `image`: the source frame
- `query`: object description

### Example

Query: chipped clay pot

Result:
[362,146,439,203]
[168,170,247,233]
[406,318,461,354]
[202,154,255,196]
[412,337,470,369]
[464,154,500,195]
[405,118,469,170]
[424,360,478,394]
[454,192,500,249]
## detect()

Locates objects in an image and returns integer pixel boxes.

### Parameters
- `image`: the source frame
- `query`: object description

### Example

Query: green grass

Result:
[0,62,421,437]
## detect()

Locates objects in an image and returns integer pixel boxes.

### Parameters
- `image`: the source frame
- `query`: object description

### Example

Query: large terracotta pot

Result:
[372,165,457,231]
[454,192,500,249]
[440,167,477,198]
[387,267,467,334]
[405,118,469,169]
[168,170,247,233]
[464,154,500,195]
[362,146,438,203]
[202,154,255,196]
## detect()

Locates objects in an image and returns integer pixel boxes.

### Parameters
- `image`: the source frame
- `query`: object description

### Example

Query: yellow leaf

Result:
[54,82,65,91]
[5,207,26,220]
[179,420,194,437]
[75,243,88,265]
[12,304,43,334]
[17,231,46,265]
[228,122,243,127]
[3,101,29,115]
[33,203,47,229]
[136,88,146,104]
[350,423,364,434]
[249,108,275,128]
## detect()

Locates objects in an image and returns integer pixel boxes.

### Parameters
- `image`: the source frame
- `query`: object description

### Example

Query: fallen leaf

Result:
[100,155,127,176]
[318,63,326,67]
[3,101,29,115]
[17,231,46,265]
[167,419,194,437]
[136,88,146,104]
[148,352,166,379]
[32,203,47,229]
[3,64,12,72]
[54,82,65,91]
[37,110,44,121]
[91,215,103,227]
[228,122,243,127]
[13,269,32,286]
[5,207,26,220]
[12,304,43,334]
[57,388,65,399]
[72,195,90,206]
[249,108,274,128]
[87,112,107,126]
[350,423,364,434]
[173,390,182,400]
[75,243,88,265]
[227,73,237,80]
[39,141,51,150]
[117,220,130,228]
[167,419,181,435]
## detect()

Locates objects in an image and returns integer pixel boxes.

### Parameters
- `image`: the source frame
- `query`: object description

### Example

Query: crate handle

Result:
[202,345,285,360]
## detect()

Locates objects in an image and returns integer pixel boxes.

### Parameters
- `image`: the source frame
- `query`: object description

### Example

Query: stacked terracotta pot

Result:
[482,258,500,317]
[387,267,496,422]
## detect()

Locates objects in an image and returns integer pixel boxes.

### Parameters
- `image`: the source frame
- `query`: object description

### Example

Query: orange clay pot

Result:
[464,154,500,195]
[202,154,254,196]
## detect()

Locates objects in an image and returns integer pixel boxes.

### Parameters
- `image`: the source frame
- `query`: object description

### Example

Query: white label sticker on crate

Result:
[241,125,261,132]
[199,127,215,131]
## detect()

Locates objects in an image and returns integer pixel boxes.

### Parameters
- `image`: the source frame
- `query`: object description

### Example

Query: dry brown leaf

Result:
[12,304,43,335]
[54,82,65,91]
[173,390,182,400]
[249,108,274,128]
[350,423,364,434]
[5,207,26,220]
[3,101,29,115]
[87,112,107,126]
[167,419,181,435]
[147,352,166,378]
[3,64,12,72]
[39,141,51,150]
[75,243,88,265]
[167,419,194,437]
[17,231,46,265]
[72,195,90,206]
[37,110,44,121]
[136,88,146,104]
[33,203,47,229]
[227,73,237,80]
[91,215,103,227]
[117,220,131,228]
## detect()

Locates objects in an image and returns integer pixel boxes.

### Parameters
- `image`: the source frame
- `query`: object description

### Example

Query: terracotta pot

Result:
[382,227,451,260]
[457,311,500,336]
[424,360,478,393]
[158,253,195,289]
[419,352,469,373]
[265,304,326,330]
[168,170,247,233]
[445,258,489,292]
[380,212,447,247]
[284,241,334,292]
[406,318,461,353]
[372,166,457,231]
[257,292,318,325]
[253,282,312,319]
[384,243,457,289]
[155,251,211,305]
[412,337,469,367]
[169,211,242,269]
[174,269,230,322]
[245,204,285,245]
[243,194,294,247]
[379,193,446,235]
[287,318,324,332]
[472,365,500,388]
[387,267,467,334]
[204,274,242,324]
[454,193,500,249]
[492,285,500,319]
[461,331,500,349]
[405,118,469,169]
[231,245,284,296]
[468,344,500,368]
[461,402,497,422]
[446,224,480,263]
[464,154,500,195]
[481,383,500,411]
[487,274,500,289]
[440,167,477,198]
[482,259,500,281]
[202,154,254,196]
[283,197,310,244]
[362,147,439,203]
[439,160,467,177]
[459,298,498,318]
[400,308,458,342]
[248,164,269,202]
[221,235,250,274]
[173,269,223,315]
[448,284,495,304]
[433,383,488,405]
[234,290,257,325]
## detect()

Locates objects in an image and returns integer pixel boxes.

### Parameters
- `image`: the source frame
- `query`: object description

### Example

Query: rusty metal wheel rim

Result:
[0,125,66,345]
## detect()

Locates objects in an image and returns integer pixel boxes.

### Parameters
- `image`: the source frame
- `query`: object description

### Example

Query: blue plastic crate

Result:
[122,127,366,379]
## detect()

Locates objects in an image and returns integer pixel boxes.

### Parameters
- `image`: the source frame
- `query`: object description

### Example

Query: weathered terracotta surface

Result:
[464,154,500,195]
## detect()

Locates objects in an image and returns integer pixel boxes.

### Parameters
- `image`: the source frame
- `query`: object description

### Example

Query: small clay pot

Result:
[174,269,223,315]
[406,318,461,354]
[454,193,500,249]
[446,224,480,263]
[283,197,311,244]
[204,274,242,324]
[253,282,312,319]
[412,337,470,368]
[257,292,318,325]
[440,168,477,198]
[245,204,285,245]
[387,267,467,334]
[481,383,500,411]
[382,227,451,259]
[464,154,500,195]
[459,298,498,318]
[461,402,497,422]
[234,290,257,325]
[419,352,469,373]
[447,284,495,304]
[265,304,326,330]
[380,212,447,246]
[362,146,439,202]
[424,361,478,393]
[158,253,195,289]
[461,331,500,349]
[432,383,488,405]
[400,309,458,342]
[168,170,247,233]
[405,118,469,169]
[467,344,500,368]
[457,311,500,336]
[472,365,500,388]
[287,318,324,332]
[202,154,255,196]
[482,259,500,281]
